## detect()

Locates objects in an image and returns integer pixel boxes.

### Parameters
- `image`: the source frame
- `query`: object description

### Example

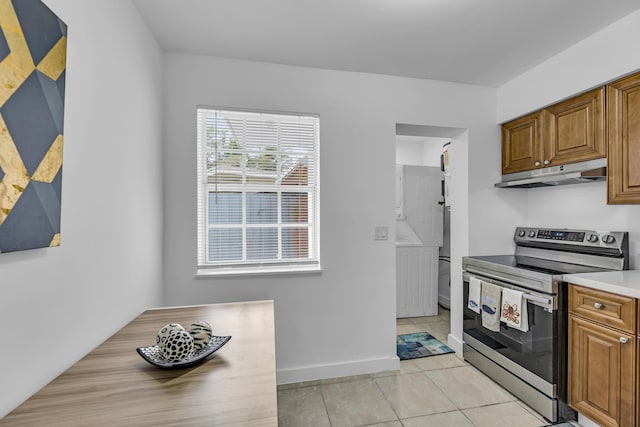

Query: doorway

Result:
[394,123,468,351]
[395,134,449,318]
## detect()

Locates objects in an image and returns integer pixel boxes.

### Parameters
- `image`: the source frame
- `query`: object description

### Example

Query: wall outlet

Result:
[375,226,388,240]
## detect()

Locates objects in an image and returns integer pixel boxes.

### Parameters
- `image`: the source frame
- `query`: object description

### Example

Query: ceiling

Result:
[132,0,640,87]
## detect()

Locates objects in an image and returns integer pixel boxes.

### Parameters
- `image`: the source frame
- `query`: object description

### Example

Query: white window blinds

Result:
[197,108,320,272]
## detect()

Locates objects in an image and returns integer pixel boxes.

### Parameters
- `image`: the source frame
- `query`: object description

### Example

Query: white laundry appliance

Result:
[395,164,443,317]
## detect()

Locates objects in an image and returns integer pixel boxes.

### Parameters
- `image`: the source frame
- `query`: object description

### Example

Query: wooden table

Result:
[0,301,277,426]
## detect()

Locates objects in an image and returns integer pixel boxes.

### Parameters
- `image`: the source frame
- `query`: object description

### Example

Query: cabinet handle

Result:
[534,161,541,167]
[620,337,629,344]
[593,302,603,309]
[543,160,550,165]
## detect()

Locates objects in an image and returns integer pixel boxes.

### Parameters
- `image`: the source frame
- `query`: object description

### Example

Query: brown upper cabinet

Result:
[501,111,544,175]
[502,87,606,175]
[607,72,640,204]
[544,87,606,167]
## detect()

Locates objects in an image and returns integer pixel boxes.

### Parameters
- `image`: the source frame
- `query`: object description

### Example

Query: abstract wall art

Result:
[0,0,67,253]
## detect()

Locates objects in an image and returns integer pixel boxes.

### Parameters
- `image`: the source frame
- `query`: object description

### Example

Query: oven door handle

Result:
[522,293,552,306]
[464,271,556,311]
[464,267,546,292]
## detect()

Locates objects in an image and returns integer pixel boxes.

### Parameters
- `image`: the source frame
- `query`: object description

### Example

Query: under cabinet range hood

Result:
[495,158,606,188]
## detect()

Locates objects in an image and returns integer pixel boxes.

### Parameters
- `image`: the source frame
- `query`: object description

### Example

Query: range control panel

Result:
[514,227,627,249]
[536,229,585,242]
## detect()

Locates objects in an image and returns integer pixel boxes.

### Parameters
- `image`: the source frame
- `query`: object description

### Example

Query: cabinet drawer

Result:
[569,284,636,334]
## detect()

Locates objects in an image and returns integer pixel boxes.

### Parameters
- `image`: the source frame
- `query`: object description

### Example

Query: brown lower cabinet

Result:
[569,315,635,426]
[568,284,637,427]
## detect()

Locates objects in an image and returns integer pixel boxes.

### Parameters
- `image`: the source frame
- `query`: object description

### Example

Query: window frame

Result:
[196,106,321,276]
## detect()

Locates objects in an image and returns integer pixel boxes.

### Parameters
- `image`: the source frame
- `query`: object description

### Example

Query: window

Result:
[197,108,320,274]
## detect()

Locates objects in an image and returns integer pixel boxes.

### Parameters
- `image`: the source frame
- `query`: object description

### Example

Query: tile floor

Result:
[277,307,575,427]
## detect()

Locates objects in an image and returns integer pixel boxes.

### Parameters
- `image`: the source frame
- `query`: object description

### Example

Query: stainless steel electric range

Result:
[462,227,629,423]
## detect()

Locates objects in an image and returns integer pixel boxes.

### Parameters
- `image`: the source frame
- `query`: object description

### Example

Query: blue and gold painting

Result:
[0,0,66,253]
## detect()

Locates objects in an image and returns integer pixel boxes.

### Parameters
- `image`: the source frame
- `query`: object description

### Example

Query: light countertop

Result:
[564,270,640,298]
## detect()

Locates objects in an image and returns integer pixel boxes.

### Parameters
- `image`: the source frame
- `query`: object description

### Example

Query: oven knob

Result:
[528,230,536,238]
[587,234,599,243]
[518,230,526,237]
[602,234,616,244]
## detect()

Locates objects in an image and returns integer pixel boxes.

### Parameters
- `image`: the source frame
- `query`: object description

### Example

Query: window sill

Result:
[196,264,323,278]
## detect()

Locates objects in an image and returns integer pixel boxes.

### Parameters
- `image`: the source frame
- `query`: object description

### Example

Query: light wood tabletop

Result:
[0,300,277,426]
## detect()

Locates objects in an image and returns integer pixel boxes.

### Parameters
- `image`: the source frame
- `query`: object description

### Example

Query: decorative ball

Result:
[188,321,213,351]
[160,330,194,361]
[156,323,185,346]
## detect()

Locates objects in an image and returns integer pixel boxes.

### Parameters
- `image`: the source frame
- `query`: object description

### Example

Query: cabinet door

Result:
[544,87,606,167]
[569,315,635,427]
[501,111,544,174]
[608,72,640,204]
[396,246,438,317]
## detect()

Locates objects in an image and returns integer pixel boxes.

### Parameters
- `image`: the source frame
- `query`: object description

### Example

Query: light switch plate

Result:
[375,226,388,240]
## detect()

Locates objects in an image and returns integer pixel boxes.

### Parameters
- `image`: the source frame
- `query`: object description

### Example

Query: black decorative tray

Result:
[136,335,231,369]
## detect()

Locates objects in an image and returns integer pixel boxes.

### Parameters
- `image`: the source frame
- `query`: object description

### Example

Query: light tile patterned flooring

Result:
[277,308,570,427]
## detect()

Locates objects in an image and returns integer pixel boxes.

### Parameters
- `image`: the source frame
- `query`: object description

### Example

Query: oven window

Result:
[463,280,558,384]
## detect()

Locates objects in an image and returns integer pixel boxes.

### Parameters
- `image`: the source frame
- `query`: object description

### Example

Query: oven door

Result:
[463,271,559,398]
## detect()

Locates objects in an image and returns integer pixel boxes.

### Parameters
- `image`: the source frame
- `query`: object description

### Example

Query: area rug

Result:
[397,332,454,360]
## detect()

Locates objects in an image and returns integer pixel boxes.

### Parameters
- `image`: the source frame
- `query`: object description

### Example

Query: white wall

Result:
[422,139,447,167]
[162,53,511,382]
[496,8,640,270]
[396,138,425,166]
[498,9,640,123]
[0,0,164,417]
[395,136,447,167]
[526,184,640,268]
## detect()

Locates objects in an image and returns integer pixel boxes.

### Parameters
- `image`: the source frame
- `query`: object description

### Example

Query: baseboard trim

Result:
[276,356,400,385]
[438,294,450,309]
[577,413,599,427]
[447,333,463,354]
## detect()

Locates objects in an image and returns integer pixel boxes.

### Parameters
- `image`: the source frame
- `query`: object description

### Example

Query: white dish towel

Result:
[468,277,481,314]
[500,288,529,332]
